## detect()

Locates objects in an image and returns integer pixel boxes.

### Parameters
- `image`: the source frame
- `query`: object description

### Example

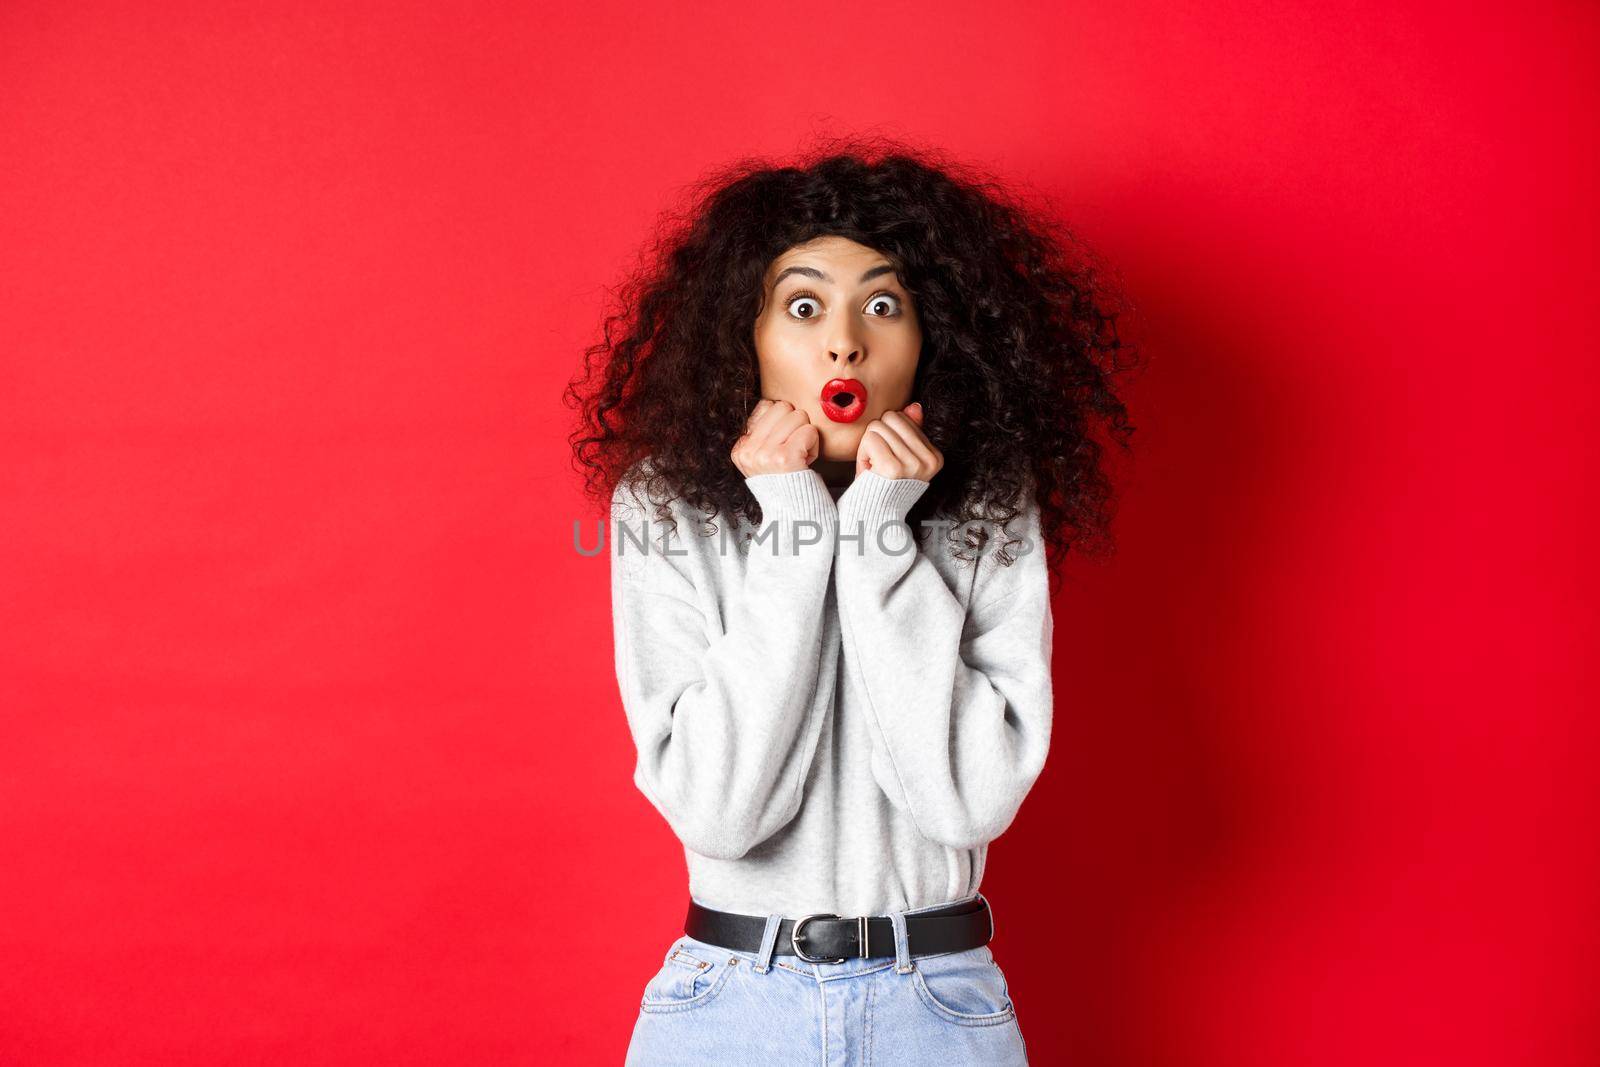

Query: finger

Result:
[879,410,936,466]
[745,398,774,433]
[746,398,784,437]
[755,406,808,450]
[904,401,924,426]
[856,428,892,478]
[864,418,917,469]
[775,412,818,454]
[734,400,784,471]
[791,423,821,466]
[746,401,797,448]
[856,423,907,477]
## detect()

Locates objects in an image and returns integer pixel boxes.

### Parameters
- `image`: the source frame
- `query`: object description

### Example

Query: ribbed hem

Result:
[835,469,931,528]
[745,468,837,523]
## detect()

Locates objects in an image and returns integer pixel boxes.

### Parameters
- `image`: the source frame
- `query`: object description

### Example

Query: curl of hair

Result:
[565,133,1143,592]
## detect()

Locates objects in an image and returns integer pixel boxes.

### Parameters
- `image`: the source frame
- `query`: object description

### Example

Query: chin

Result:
[818,429,863,461]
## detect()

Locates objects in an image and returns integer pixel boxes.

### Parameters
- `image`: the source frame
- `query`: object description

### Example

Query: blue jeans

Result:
[624,892,1028,1065]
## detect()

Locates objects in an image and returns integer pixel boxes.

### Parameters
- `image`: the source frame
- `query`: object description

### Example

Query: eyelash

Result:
[785,289,903,321]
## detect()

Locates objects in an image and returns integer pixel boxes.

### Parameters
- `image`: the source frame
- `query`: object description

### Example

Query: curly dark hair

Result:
[564,134,1142,591]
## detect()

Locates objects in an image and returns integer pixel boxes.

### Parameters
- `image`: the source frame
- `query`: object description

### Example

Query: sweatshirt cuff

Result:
[745,467,838,523]
[836,469,931,529]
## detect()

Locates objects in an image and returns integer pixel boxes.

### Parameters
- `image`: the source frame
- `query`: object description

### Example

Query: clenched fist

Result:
[854,401,943,482]
[731,399,822,478]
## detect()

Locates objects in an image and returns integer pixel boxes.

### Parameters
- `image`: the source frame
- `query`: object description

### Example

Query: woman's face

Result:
[753,235,922,463]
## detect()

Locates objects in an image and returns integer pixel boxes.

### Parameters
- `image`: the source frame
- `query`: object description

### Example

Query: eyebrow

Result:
[772,263,899,287]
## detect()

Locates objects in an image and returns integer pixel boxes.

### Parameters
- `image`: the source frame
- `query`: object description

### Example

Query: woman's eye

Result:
[786,295,821,320]
[866,293,902,317]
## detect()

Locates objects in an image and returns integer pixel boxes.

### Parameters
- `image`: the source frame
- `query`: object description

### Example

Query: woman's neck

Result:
[811,457,855,490]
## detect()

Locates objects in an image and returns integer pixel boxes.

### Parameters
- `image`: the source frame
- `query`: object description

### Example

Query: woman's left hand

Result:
[854,401,945,482]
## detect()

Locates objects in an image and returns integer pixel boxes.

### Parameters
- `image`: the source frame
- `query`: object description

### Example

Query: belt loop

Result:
[752,913,783,974]
[888,907,913,974]
[978,890,995,943]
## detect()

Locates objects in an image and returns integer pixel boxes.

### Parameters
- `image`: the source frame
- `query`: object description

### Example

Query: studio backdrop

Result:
[1,2,1593,1065]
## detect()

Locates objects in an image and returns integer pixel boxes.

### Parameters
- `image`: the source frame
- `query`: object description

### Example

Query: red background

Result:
[2,2,1594,1064]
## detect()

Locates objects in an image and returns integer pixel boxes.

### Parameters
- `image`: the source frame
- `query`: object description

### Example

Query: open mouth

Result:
[820,377,868,423]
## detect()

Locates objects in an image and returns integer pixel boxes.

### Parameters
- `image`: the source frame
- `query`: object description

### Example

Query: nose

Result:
[828,331,862,364]
[827,317,864,365]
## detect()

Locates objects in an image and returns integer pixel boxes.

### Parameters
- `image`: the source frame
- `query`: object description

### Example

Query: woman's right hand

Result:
[731,398,821,478]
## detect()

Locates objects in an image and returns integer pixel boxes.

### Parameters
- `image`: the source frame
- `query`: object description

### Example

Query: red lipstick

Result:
[820,378,868,423]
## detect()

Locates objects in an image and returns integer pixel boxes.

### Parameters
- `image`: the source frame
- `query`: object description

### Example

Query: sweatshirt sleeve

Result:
[833,470,1054,851]
[609,467,839,861]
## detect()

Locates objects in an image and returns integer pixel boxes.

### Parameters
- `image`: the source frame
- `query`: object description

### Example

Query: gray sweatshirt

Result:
[609,463,1054,917]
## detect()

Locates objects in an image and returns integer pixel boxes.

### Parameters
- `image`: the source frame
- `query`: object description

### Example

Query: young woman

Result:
[567,140,1137,1062]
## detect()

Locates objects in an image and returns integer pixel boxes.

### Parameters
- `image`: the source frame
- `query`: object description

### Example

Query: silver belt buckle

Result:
[790,913,848,964]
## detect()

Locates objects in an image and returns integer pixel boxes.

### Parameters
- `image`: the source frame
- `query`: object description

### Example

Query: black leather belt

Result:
[685,894,994,963]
